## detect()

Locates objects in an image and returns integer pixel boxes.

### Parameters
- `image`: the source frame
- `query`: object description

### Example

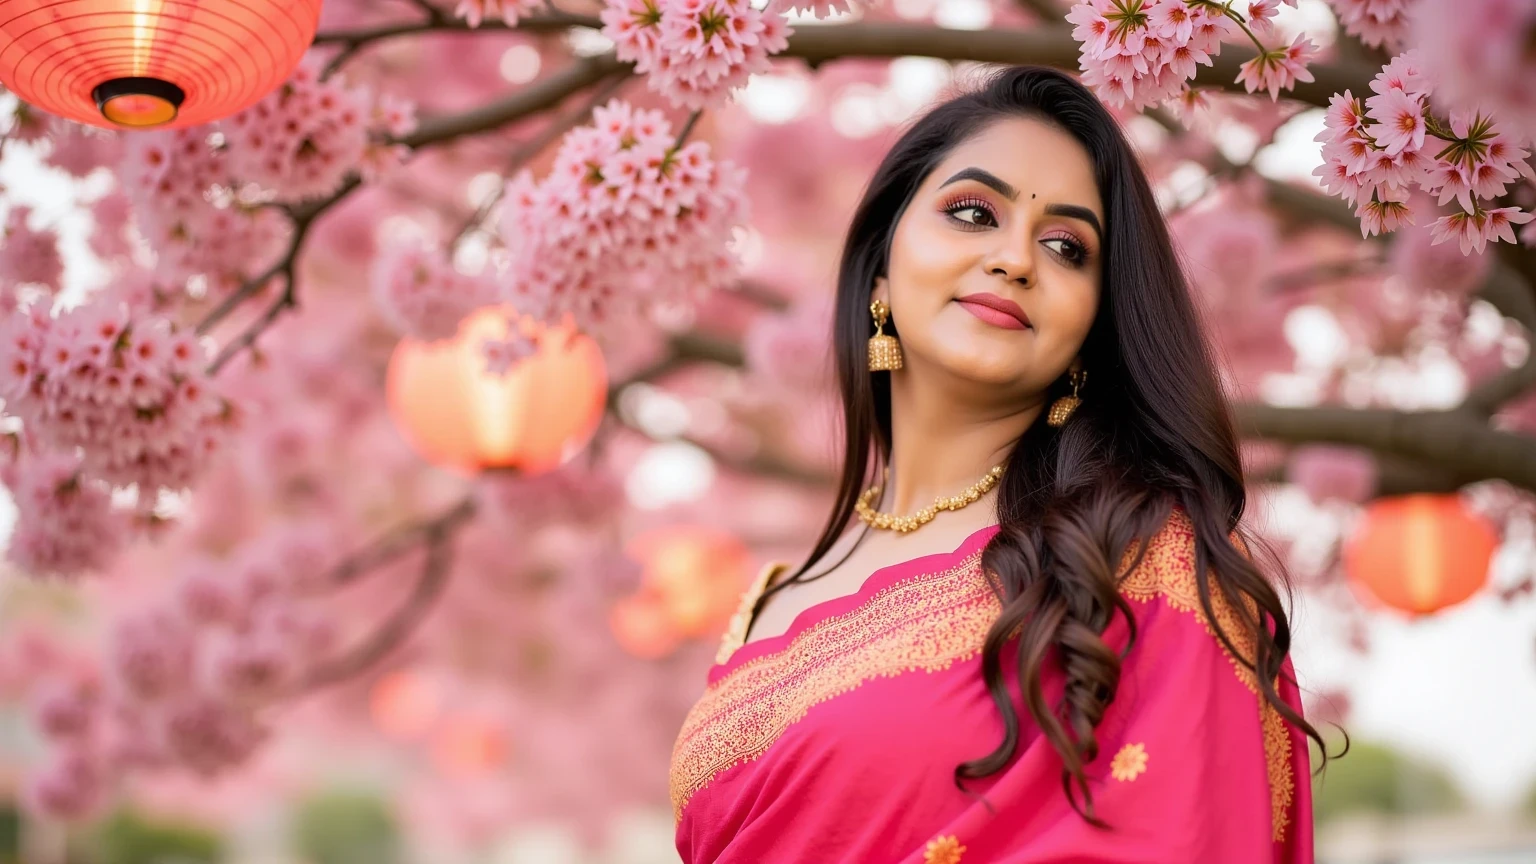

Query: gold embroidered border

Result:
[715,561,790,666]
[1117,511,1295,843]
[675,513,1296,843]
[671,550,1000,819]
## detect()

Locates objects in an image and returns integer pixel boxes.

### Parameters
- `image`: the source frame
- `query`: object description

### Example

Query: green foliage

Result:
[0,801,19,864]
[1312,737,1464,823]
[85,808,224,864]
[290,788,402,864]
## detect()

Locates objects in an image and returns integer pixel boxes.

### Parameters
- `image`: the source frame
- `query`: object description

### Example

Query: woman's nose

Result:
[983,236,1035,286]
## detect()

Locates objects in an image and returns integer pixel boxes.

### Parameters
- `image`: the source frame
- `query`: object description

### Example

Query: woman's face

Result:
[877,115,1104,399]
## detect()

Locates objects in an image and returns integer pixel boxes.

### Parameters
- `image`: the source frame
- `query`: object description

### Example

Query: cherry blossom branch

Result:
[320,22,1377,135]
[1248,452,1465,496]
[399,53,627,148]
[1465,257,1536,415]
[1013,0,1066,22]
[451,71,632,250]
[301,495,480,690]
[314,8,596,80]
[301,531,456,689]
[1236,404,1536,493]
[205,273,296,374]
[326,495,480,588]
[403,0,449,25]
[194,230,297,339]
[1246,165,1536,417]
[674,109,703,148]
[311,9,598,49]
[197,177,362,372]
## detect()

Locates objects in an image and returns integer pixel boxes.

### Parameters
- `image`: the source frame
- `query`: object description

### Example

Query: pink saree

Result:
[669,509,1313,863]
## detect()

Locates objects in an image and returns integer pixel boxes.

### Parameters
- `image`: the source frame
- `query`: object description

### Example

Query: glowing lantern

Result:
[0,0,324,130]
[1343,494,1499,616]
[609,593,680,660]
[385,308,607,476]
[623,526,750,639]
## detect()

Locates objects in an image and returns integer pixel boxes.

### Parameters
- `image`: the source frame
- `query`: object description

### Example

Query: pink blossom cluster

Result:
[1287,444,1378,504]
[0,205,65,297]
[121,129,291,292]
[221,60,413,201]
[743,293,835,393]
[1313,51,1534,251]
[1067,0,1317,110]
[23,671,112,819]
[18,529,343,820]
[1326,0,1409,50]
[600,0,792,110]
[369,236,500,341]
[777,0,858,14]
[43,119,124,178]
[1412,0,1536,150]
[453,0,545,27]
[0,297,238,492]
[0,449,129,578]
[87,191,137,263]
[494,99,749,343]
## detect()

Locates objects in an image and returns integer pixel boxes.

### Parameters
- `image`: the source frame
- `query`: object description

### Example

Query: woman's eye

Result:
[1043,237,1085,263]
[947,205,995,227]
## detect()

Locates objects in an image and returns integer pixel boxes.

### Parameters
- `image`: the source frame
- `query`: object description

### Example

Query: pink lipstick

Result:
[954,293,1030,330]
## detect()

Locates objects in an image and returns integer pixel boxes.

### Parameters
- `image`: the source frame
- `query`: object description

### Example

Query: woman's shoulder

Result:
[1115,505,1267,674]
[1116,505,1251,596]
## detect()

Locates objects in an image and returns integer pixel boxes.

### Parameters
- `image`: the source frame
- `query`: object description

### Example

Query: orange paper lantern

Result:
[0,0,323,130]
[1342,494,1499,615]
[609,592,681,660]
[385,307,607,476]
[627,525,751,637]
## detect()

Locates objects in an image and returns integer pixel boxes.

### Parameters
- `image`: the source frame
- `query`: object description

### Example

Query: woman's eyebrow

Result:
[938,167,1017,200]
[1043,203,1103,240]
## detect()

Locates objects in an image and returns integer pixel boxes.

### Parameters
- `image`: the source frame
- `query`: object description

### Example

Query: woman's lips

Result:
[954,294,1030,330]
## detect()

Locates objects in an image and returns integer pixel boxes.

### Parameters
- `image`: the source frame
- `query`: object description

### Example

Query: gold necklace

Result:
[855,464,1005,533]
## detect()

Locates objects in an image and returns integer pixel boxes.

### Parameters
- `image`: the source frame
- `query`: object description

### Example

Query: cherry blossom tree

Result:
[2,0,1535,855]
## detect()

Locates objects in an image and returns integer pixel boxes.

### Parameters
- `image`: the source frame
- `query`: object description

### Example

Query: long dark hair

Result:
[751,65,1330,821]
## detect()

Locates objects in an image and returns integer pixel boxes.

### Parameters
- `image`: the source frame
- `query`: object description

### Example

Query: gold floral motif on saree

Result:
[1110,742,1149,782]
[675,512,1296,842]
[923,834,966,864]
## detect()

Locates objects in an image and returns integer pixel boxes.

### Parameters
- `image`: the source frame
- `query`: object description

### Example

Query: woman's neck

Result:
[880,367,1041,516]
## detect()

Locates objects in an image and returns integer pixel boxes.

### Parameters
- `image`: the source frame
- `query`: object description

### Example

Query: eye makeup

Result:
[937,191,1097,269]
[1040,229,1093,268]
[939,193,997,229]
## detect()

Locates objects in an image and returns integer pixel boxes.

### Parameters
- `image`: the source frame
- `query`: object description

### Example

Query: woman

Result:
[669,65,1326,863]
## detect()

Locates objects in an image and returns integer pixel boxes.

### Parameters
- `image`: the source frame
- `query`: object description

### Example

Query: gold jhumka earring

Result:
[1046,361,1086,427]
[867,298,903,372]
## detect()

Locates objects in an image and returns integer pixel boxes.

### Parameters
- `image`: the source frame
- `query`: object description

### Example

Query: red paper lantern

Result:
[1342,493,1499,615]
[0,0,324,130]
[385,307,607,476]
